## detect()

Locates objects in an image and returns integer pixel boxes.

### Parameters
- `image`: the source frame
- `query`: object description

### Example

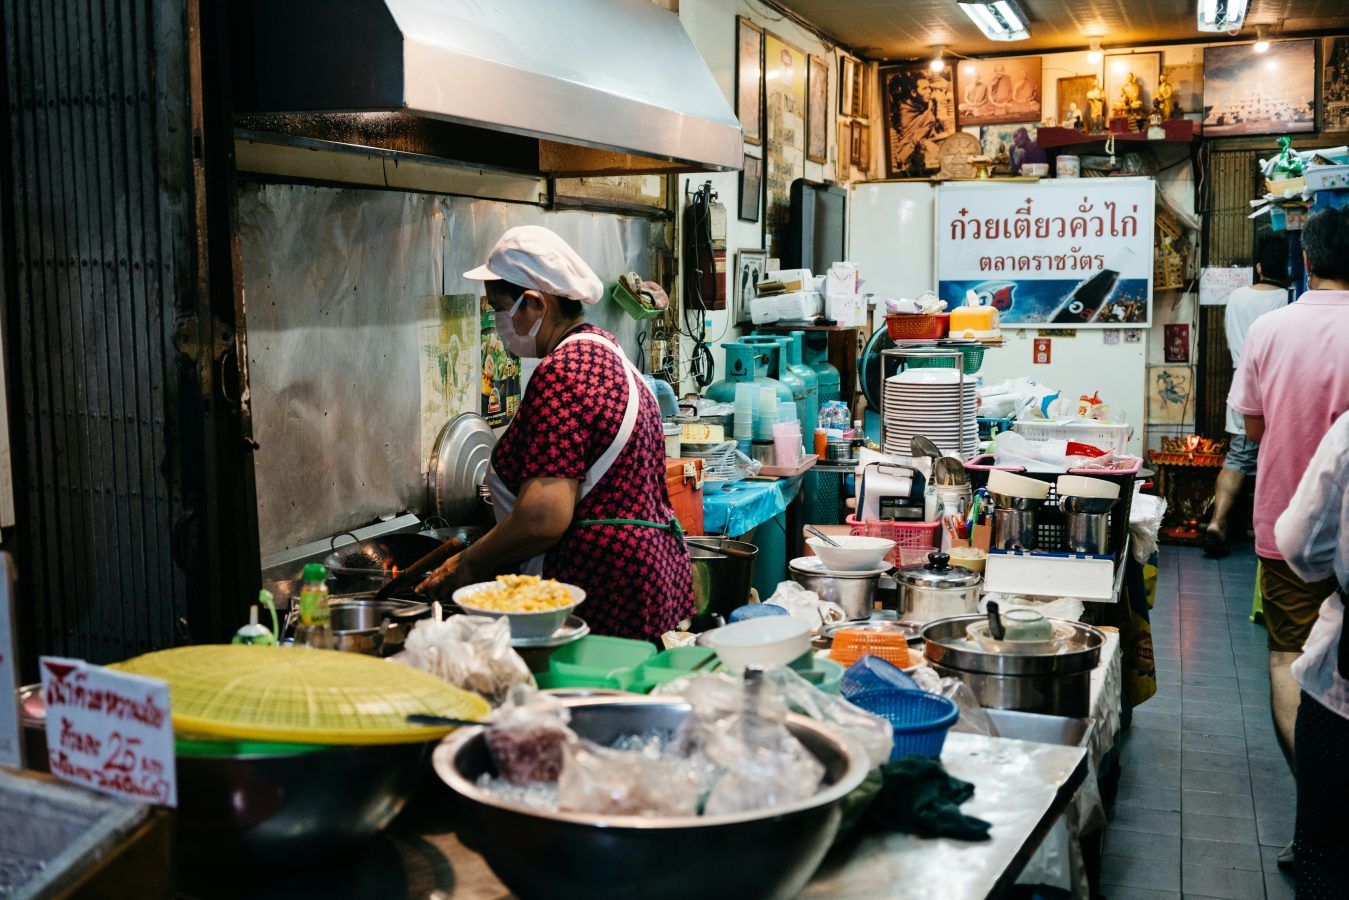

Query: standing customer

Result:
[1228,207,1349,867]
[1204,240,1288,555]
[1274,410,1349,896]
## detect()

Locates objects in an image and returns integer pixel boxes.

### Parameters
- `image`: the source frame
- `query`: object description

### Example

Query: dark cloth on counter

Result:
[866,757,991,842]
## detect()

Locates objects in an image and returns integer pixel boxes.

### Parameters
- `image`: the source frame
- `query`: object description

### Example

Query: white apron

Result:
[484,331,661,575]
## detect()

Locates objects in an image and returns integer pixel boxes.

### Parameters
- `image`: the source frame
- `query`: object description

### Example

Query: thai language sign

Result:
[936,179,1155,328]
[40,657,177,807]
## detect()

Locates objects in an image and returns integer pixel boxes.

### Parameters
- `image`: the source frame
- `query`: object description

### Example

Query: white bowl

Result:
[806,535,896,572]
[452,581,586,640]
[987,469,1052,500]
[706,618,812,674]
[1056,474,1121,499]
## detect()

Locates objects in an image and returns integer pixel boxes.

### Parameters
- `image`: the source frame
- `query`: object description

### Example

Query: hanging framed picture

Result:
[1203,40,1316,136]
[1104,52,1160,121]
[880,62,956,177]
[739,152,762,222]
[807,54,830,164]
[840,56,857,117]
[853,62,870,123]
[1057,75,1096,130]
[1324,37,1349,132]
[852,122,870,170]
[734,249,769,324]
[956,57,1040,126]
[837,121,851,180]
[1161,62,1204,120]
[736,16,764,146]
[763,31,807,258]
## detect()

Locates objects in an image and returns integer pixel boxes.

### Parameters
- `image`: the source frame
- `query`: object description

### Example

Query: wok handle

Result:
[372,538,464,602]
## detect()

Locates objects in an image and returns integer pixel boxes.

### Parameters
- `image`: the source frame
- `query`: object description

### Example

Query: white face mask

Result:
[497,293,543,358]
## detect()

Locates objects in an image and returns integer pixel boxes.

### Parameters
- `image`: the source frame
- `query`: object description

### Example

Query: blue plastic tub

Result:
[847,688,960,760]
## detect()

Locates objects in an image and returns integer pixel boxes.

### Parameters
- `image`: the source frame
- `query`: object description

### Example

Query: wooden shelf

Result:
[1036,120,1201,149]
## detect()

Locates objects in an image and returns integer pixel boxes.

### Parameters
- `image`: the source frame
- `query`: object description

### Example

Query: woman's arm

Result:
[417,477,580,598]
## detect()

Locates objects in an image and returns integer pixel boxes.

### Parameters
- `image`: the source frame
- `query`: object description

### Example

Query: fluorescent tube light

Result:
[958,0,1031,41]
[1197,0,1248,32]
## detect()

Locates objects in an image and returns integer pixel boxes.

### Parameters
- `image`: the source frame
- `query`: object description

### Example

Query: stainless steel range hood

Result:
[230,0,743,178]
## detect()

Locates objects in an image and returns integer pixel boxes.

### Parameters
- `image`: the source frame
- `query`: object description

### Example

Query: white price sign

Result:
[40,657,177,807]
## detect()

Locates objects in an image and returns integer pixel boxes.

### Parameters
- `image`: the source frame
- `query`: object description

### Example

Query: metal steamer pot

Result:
[894,551,982,624]
[787,558,885,620]
[285,596,432,656]
[921,614,1105,717]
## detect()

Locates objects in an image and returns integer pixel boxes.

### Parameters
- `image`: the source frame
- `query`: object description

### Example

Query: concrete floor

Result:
[1101,545,1297,899]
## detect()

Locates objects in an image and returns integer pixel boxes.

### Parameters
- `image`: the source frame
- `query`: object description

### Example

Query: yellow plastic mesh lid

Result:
[110,645,490,745]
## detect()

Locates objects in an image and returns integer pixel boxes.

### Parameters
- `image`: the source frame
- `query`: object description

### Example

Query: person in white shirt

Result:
[1274,409,1349,896]
[1204,240,1289,554]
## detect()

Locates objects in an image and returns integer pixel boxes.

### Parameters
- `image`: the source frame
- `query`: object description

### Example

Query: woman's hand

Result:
[417,552,476,601]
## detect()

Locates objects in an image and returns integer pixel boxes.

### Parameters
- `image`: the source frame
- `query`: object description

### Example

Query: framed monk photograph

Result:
[807,54,829,164]
[736,16,764,146]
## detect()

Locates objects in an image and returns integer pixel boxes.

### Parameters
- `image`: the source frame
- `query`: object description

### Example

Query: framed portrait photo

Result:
[840,56,857,118]
[736,16,764,146]
[1203,40,1316,136]
[1104,52,1160,120]
[739,152,762,222]
[807,54,829,164]
[734,249,769,325]
[956,56,1040,126]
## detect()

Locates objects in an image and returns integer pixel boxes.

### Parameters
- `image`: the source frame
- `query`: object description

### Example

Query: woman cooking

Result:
[418,226,694,641]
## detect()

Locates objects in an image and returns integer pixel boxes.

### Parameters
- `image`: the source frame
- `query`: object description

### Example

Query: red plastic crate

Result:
[846,514,941,567]
[885,313,949,341]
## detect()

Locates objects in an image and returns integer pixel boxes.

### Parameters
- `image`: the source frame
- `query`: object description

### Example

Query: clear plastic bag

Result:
[483,687,576,785]
[765,581,848,631]
[558,738,701,817]
[394,613,534,706]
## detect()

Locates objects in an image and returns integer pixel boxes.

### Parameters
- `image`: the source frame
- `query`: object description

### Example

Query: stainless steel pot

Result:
[894,551,981,624]
[990,493,1043,551]
[921,614,1105,717]
[788,558,881,619]
[1060,495,1117,554]
[433,696,869,900]
[686,537,758,618]
[285,596,431,656]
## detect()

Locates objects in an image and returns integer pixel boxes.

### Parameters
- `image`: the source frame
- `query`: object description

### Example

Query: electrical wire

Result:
[682,181,719,388]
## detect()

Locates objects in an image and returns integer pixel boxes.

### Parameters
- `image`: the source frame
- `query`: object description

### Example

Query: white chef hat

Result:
[464,225,604,304]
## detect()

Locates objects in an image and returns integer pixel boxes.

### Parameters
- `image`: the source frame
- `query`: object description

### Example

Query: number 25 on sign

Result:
[40,657,177,807]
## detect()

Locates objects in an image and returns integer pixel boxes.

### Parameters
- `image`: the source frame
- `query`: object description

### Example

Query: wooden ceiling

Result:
[774,0,1349,60]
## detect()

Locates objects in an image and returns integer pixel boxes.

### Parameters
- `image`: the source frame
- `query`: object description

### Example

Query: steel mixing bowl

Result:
[176,740,432,865]
[433,696,869,900]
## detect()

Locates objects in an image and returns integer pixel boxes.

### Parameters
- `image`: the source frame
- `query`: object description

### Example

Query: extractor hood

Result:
[229,0,743,177]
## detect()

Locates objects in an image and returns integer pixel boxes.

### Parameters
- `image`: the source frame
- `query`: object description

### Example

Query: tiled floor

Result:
[1101,545,1298,900]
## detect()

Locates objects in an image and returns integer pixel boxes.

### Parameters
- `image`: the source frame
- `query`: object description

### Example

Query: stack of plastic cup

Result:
[733,383,756,447]
[773,421,803,467]
[754,386,778,441]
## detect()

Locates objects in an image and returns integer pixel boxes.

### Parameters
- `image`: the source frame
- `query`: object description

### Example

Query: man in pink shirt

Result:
[1229,206,1349,794]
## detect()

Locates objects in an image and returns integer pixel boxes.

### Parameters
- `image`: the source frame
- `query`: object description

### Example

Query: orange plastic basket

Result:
[829,629,911,669]
[885,313,948,341]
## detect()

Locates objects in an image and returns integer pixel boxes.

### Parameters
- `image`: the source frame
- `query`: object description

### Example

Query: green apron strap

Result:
[574,516,685,537]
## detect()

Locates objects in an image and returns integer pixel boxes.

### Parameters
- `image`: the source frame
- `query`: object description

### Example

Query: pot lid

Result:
[789,556,890,578]
[428,413,495,524]
[894,551,982,588]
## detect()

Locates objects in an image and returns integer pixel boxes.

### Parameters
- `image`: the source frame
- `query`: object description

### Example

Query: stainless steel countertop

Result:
[803,732,1088,899]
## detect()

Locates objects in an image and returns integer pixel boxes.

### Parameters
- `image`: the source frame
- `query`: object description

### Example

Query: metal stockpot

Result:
[788,557,882,619]
[921,614,1105,717]
[990,493,1043,551]
[893,551,982,624]
[1060,495,1117,555]
[285,596,431,656]
[686,537,758,618]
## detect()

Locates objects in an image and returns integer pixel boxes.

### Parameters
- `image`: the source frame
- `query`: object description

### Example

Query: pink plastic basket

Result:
[846,515,941,567]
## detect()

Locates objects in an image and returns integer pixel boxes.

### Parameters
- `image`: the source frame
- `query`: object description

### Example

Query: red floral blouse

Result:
[491,325,694,641]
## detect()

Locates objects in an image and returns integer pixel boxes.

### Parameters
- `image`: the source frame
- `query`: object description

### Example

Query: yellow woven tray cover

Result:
[111,645,490,745]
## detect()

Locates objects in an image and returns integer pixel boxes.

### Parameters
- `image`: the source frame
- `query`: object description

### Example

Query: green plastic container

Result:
[548,635,658,690]
[534,670,631,691]
[629,646,718,692]
[609,280,663,321]
[905,345,986,375]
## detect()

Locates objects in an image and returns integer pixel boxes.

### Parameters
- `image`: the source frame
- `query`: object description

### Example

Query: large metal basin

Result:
[434,696,869,900]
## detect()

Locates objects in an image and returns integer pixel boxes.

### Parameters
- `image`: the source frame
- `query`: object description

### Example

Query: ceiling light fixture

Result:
[930,45,947,72]
[1197,0,1248,32]
[1086,38,1103,64]
[1253,25,1270,53]
[957,0,1031,42]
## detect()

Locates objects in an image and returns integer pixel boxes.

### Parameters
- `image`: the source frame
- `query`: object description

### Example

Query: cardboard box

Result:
[826,293,866,327]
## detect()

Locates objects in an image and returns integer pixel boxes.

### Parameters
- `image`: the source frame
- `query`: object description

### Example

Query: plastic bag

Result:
[394,613,534,706]
[483,687,576,784]
[943,679,994,736]
[1128,491,1167,564]
[978,593,1085,622]
[558,738,701,817]
[765,581,848,631]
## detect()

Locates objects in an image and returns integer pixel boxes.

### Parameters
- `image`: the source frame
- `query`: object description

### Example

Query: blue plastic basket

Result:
[728,604,789,623]
[840,655,920,699]
[848,688,960,760]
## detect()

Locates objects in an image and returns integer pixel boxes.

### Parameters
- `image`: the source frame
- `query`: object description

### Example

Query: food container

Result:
[991,494,1044,551]
[705,617,812,673]
[894,551,982,624]
[323,596,431,656]
[947,545,987,574]
[788,556,886,620]
[433,696,870,900]
[686,536,758,618]
[663,422,681,457]
[1021,162,1050,177]
[922,614,1105,717]
[1056,155,1080,178]
[453,581,586,640]
[805,535,895,572]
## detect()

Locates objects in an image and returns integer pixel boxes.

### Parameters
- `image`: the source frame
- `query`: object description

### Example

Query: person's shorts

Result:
[1223,433,1259,476]
[1260,556,1339,652]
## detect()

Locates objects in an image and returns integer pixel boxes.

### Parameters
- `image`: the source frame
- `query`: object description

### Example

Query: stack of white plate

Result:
[883,368,978,456]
